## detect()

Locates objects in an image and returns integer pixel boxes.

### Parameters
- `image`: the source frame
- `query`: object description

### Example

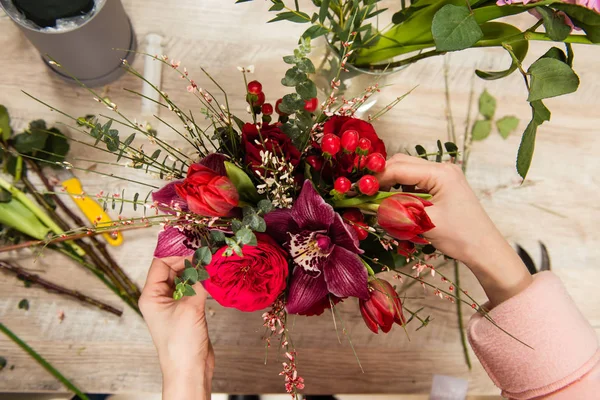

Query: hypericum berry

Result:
[262,103,274,115]
[275,98,288,116]
[304,97,318,113]
[366,153,386,173]
[306,155,323,171]
[255,92,266,106]
[353,221,369,240]
[321,133,341,156]
[354,155,367,170]
[247,80,262,95]
[340,130,359,152]
[357,137,372,154]
[334,177,351,194]
[358,175,379,196]
[342,208,364,223]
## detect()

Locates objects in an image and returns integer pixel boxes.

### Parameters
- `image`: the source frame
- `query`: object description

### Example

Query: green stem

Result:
[358,49,443,70]
[0,323,90,400]
[454,260,472,369]
[525,32,593,44]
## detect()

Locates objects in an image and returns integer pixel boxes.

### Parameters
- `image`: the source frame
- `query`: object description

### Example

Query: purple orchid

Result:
[265,180,369,314]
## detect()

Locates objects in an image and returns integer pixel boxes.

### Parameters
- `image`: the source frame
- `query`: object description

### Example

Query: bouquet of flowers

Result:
[7,38,508,398]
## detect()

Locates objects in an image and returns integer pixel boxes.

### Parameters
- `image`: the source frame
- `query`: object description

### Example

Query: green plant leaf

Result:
[182,284,196,297]
[279,93,305,114]
[319,0,330,23]
[0,187,12,203]
[527,58,579,102]
[496,116,519,139]
[301,25,328,39]
[471,120,492,141]
[269,11,311,23]
[18,299,29,311]
[431,5,483,52]
[415,144,427,160]
[243,213,266,232]
[281,67,307,87]
[296,80,317,100]
[444,141,459,156]
[552,3,600,26]
[541,46,567,63]
[194,247,212,267]
[516,101,550,179]
[197,269,210,281]
[224,161,260,203]
[210,229,226,243]
[257,199,274,214]
[42,127,70,164]
[475,22,528,80]
[536,6,571,41]
[0,105,11,141]
[295,58,316,74]
[235,227,256,245]
[12,130,48,155]
[0,356,6,371]
[181,268,199,285]
[478,90,496,119]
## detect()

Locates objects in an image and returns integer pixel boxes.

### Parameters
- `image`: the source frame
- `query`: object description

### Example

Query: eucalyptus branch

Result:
[0,322,90,400]
[0,261,122,316]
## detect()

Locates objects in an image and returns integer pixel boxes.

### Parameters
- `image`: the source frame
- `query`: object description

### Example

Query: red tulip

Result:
[360,278,406,334]
[377,194,435,244]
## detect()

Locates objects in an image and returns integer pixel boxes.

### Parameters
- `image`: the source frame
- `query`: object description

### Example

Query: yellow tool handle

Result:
[62,177,124,246]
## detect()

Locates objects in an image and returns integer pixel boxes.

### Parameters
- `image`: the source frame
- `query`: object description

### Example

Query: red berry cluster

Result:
[246,80,318,122]
[313,129,387,197]
[342,208,369,241]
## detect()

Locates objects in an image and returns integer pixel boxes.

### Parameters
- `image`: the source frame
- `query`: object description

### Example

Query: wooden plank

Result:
[1,0,599,395]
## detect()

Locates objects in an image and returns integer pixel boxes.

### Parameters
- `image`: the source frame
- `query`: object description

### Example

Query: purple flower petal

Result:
[152,182,188,214]
[286,267,329,314]
[154,226,195,258]
[323,246,369,300]
[264,209,298,245]
[199,153,227,176]
[329,213,363,254]
[292,180,335,231]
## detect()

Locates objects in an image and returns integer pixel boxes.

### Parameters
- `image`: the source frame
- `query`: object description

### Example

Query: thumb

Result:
[377,154,440,194]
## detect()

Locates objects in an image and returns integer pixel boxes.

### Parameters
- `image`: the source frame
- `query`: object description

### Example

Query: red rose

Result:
[241,123,301,174]
[377,194,435,244]
[175,163,239,217]
[202,234,289,312]
[322,116,387,158]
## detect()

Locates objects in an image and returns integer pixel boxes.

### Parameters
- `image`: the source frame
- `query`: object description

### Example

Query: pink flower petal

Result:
[154,226,195,258]
[323,246,369,300]
[286,267,329,314]
[292,180,335,231]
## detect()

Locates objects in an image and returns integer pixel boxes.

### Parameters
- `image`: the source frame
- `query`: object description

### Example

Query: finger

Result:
[143,258,174,297]
[377,158,440,193]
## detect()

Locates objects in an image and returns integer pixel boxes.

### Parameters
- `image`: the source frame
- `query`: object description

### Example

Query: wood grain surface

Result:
[0,0,599,395]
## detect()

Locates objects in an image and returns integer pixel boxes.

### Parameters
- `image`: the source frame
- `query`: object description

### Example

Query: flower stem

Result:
[0,261,122,317]
[454,260,472,370]
[0,322,90,400]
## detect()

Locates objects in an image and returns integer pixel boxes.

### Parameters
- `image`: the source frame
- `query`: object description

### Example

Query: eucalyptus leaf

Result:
[235,227,255,245]
[527,58,579,102]
[281,67,307,87]
[496,116,519,139]
[296,80,317,100]
[478,90,496,120]
[431,5,483,52]
[257,199,274,214]
[197,269,210,281]
[296,58,316,74]
[415,144,427,160]
[210,229,226,243]
[536,6,571,41]
[182,284,196,297]
[471,120,492,141]
[444,142,459,156]
[279,93,305,114]
[181,268,199,284]
[194,247,212,267]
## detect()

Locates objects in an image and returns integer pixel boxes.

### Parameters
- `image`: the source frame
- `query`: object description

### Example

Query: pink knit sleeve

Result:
[468,271,600,399]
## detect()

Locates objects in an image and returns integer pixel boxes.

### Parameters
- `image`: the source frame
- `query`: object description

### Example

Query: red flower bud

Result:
[365,153,386,173]
[340,130,359,152]
[275,98,288,116]
[358,175,379,196]
[321,133,341,156]
[261,103,274,116]
[333,177,351,194]
[304,97,318,113]
[247,80,262,95]
[360,278,406,334]
[396,241,416,258]
[342,208,364,223]
[353,221,369,240]
[306,155,323,171]
[354,155,367,170]
[377,194,435,244]
[357,137,372,153]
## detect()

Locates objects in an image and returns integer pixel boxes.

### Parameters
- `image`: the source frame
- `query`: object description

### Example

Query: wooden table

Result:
[1,0,599,396]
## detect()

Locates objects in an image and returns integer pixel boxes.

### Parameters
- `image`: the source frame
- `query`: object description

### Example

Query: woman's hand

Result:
[139,256,214,400]
[378,154,532,307]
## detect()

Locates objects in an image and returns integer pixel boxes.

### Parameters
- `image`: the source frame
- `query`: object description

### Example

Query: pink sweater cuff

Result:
[468,271,599,399]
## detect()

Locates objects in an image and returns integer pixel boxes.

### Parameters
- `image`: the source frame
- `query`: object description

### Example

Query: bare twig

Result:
[0,261,122,317]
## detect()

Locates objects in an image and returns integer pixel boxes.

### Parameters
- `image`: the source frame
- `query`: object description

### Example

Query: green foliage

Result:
[0,105,11,142]
[224,161,260,203]
[536,6,571,41]
[193,247,212,267]
[471,90,519,141]
[553,3,600,43]
[527,58,580,102]
[173,249,212,300]
[475,24,528,80]
[496,116,519,139]
[18,299,29,311]
[517,100,550,179]
[431,5,483,52]
[0,356,6,371]
[413,140,458,162]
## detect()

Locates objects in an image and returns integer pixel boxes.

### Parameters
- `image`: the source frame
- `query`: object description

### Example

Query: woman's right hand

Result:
[377,154,532,307]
